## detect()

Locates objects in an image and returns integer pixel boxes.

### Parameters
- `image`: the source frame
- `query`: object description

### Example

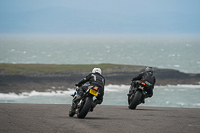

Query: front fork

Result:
[70,92,83,113]
[75,98,86,114]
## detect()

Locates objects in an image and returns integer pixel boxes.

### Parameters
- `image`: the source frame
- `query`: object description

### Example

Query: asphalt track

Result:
[0,103,200,133]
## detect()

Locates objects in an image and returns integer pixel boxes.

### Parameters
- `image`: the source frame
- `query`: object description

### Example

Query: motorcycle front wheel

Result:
[69,107,75,117]
[128,96,130,105]
[128,91,142,109]
[77,97,93,118]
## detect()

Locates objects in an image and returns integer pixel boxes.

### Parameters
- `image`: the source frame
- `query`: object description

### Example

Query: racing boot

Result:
[141,99,145,103]
[127,85,135,96]
[127,89,134,96]
[90,99,102,112]
[90,102,97,112]
[127,92,132,96]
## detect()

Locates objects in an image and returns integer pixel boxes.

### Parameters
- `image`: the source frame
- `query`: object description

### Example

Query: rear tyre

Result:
[129,91,142,109]
[77,97,92,118]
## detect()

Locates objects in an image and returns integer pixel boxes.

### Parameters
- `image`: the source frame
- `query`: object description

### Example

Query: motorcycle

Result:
[128,80,152,109]
[69,85,99,118]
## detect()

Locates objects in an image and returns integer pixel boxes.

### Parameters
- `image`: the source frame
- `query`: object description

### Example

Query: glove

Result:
[75,83,78,86]
[94,99,102,104]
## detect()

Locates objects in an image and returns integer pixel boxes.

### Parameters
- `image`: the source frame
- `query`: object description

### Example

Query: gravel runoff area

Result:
[0,103,200,133]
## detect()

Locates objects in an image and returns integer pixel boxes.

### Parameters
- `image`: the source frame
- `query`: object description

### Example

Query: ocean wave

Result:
[0,89,75,99]
[155,84,200,88]
[105,84,129,92]
[0,84,129,99]
[0,84,199,99]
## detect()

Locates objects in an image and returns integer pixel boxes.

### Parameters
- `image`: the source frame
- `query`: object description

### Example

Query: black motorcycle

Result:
[69,86,99,118]
[128,80,152,109]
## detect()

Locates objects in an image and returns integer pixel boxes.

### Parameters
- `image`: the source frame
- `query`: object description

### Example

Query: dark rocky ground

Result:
[0,65,200,93]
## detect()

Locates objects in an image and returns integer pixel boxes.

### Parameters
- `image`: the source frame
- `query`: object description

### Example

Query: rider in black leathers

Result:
[128,67,156,99]
[73,68,105,111]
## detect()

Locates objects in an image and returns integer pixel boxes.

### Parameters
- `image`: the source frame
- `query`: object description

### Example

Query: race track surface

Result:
[0,103,200,133]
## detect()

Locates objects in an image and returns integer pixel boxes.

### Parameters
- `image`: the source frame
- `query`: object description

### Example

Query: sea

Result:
[0,34,200,108]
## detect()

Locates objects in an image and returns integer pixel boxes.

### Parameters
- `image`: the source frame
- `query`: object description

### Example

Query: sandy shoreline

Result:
[0,103,200,133]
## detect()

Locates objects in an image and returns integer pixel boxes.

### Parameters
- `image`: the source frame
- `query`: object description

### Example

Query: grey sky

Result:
[0,0,200,34]
[1,0,199,13]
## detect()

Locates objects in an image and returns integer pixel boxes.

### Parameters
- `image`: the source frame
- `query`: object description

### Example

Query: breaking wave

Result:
[0,84,200,108]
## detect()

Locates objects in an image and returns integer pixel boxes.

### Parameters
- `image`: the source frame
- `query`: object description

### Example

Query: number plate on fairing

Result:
[138,85,144,89]
[89,89,98,96]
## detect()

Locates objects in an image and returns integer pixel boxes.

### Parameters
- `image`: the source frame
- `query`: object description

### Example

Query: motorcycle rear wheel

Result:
[129,91,142,109]
[77,97,93,118]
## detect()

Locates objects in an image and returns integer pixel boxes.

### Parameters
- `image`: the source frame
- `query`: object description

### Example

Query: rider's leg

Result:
[145,88,153,98]
[90,88,104,112]
[127,82,136,96]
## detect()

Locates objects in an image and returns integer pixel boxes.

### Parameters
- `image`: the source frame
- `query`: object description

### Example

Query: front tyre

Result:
[129,91,142,109]
[69,103,75,117]
[69,109,75,117]
[128,96,131,105]
[77,97,92,118]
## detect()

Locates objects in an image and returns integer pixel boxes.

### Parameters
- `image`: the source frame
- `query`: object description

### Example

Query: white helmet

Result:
[92,68,102,74]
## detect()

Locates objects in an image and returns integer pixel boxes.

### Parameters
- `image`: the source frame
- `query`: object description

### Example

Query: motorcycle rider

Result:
[71,68,105,112]
[127,67,156,100]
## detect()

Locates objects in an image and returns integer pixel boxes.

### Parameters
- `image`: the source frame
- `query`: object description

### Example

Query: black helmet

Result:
[145,67,154,73]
